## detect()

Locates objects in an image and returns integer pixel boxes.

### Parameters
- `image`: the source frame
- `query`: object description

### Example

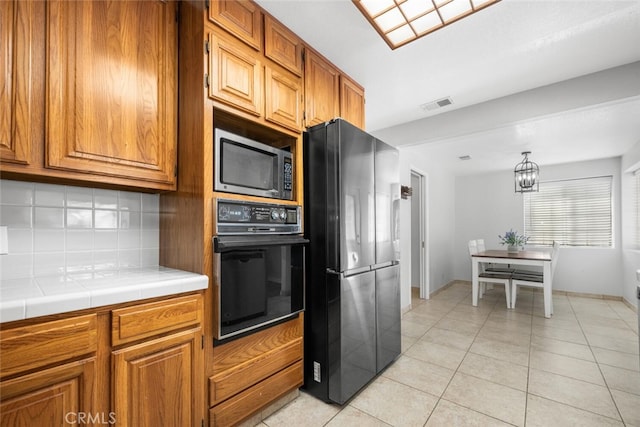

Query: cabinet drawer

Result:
[212,314,303,375]
[209,360,303,427]
[0,314,97,379]
[209,337,302,405]
[112,294,202,346]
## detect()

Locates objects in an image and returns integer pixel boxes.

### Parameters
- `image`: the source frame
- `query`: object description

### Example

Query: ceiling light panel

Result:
[353,0,502,49]
[375,7,406,32]
[400,0,434,20]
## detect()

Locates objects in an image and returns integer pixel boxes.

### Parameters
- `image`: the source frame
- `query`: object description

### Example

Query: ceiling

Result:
[256,0,640,175]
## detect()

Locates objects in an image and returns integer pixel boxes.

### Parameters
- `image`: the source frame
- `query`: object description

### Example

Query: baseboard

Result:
[622,297,638,313]
[428,280,460,298]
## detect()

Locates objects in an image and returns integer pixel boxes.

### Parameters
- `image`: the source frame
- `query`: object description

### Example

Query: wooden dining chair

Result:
[511,241,559,317]
[468,240,512,308]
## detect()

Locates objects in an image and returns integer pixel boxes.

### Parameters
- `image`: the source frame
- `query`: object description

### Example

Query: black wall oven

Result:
[213,199,307,342]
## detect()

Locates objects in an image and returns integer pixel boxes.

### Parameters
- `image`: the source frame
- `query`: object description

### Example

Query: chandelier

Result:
[514,151,539,193]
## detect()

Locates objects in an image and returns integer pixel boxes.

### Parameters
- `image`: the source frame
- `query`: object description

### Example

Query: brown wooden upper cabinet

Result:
[208,25,303,133]
[304,49,340,128]
[340,75,366,130]
[207,1,363,132]
[1,0,178,191]
[0,0,41,167]
[46,0,177,188]
[209,0,262,51]
[264,15,303,77]
[208,29,264,117]
[265,65,303,132]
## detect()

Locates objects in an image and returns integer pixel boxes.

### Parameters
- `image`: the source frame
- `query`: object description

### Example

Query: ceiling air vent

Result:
[420,97,453,111]
[459,155,472,161]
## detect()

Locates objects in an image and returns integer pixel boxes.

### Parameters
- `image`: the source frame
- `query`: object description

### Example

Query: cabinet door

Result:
[340,75,366,130]
[112,329,203,427]
[0,0,40,166]
[208,0,261,51]
[0,358,97,427]
[264,15,303,76]
[46,0,177,188]
[304,50,339,128]
[209,30,263,117]
[265,66,303,132]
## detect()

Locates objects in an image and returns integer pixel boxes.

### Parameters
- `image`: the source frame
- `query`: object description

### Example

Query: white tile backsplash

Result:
[94,230,118,250]
[118,191,141,211]
[94,189,118,209]
[33,252,66,276]
[1,253,33,279]
[7,229,32,253]
[0,181,34,205]
[66,230,94,251]
[95,209,118,229]
[66,187,94,208]
[35,183,65,206]
[67,208,93,228]
[34,230,65,252]
[1,206,32,227]
[0,180,160,279]
[35,207,64,228]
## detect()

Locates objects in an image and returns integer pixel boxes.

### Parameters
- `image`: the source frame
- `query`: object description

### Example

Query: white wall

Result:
[397,145,456,311]
[454,157,623,297]
[621,140,640,308]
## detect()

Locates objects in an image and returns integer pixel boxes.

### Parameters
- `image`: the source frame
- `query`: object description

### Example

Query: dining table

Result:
[471,249,552,312]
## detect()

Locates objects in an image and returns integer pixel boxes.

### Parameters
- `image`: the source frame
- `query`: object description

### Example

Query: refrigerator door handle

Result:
[328,266,372,278]
[372,261,394,270]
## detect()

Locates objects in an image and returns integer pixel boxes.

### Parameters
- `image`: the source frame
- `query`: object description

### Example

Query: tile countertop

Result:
[0,267,209,323]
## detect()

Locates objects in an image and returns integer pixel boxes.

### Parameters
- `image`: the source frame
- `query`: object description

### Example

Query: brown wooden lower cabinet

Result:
[0,293,205,427]
[112,328,203,427]
[0,358,97,427]
[209,360,303,427]
[208,315,304,426]
[209,338,302,404]
[0,293,305,427]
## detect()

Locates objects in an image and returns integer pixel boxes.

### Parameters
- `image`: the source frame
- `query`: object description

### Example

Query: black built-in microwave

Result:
[214,128,293,200]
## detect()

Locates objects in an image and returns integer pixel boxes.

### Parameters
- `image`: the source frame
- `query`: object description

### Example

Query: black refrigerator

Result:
[303,118,401,404]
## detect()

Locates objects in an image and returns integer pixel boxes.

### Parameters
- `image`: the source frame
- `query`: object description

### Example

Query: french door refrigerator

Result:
[303,118,401,404]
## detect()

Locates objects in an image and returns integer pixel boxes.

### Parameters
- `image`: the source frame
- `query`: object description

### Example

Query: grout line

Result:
[567,296,628,425]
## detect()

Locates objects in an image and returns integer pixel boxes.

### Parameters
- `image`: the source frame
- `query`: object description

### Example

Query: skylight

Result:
[353,0,501,49]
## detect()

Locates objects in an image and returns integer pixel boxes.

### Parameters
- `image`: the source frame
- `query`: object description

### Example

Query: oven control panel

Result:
[216,199,301,234]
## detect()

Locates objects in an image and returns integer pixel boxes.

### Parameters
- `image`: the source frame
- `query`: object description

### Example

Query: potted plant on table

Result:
[498,229,529,252]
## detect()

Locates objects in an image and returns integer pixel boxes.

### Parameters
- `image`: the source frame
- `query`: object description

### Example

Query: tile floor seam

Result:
[523,286,535,427]
[427,289,518,426]
[431,397,521,427]
[417,290,476,427]
[525,388,628,425]
[568,294,627,425]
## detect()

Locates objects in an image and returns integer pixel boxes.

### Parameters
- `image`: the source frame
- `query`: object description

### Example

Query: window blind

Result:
[524,176,612,247]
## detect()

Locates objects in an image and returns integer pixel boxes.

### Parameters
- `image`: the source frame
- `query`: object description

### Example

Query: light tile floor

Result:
[257,282,640,426]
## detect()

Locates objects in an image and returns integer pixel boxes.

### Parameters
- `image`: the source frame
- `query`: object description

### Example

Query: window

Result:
[524,176,612,247]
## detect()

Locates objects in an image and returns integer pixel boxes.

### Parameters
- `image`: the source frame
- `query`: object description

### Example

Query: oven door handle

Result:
[213,235,309,252]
